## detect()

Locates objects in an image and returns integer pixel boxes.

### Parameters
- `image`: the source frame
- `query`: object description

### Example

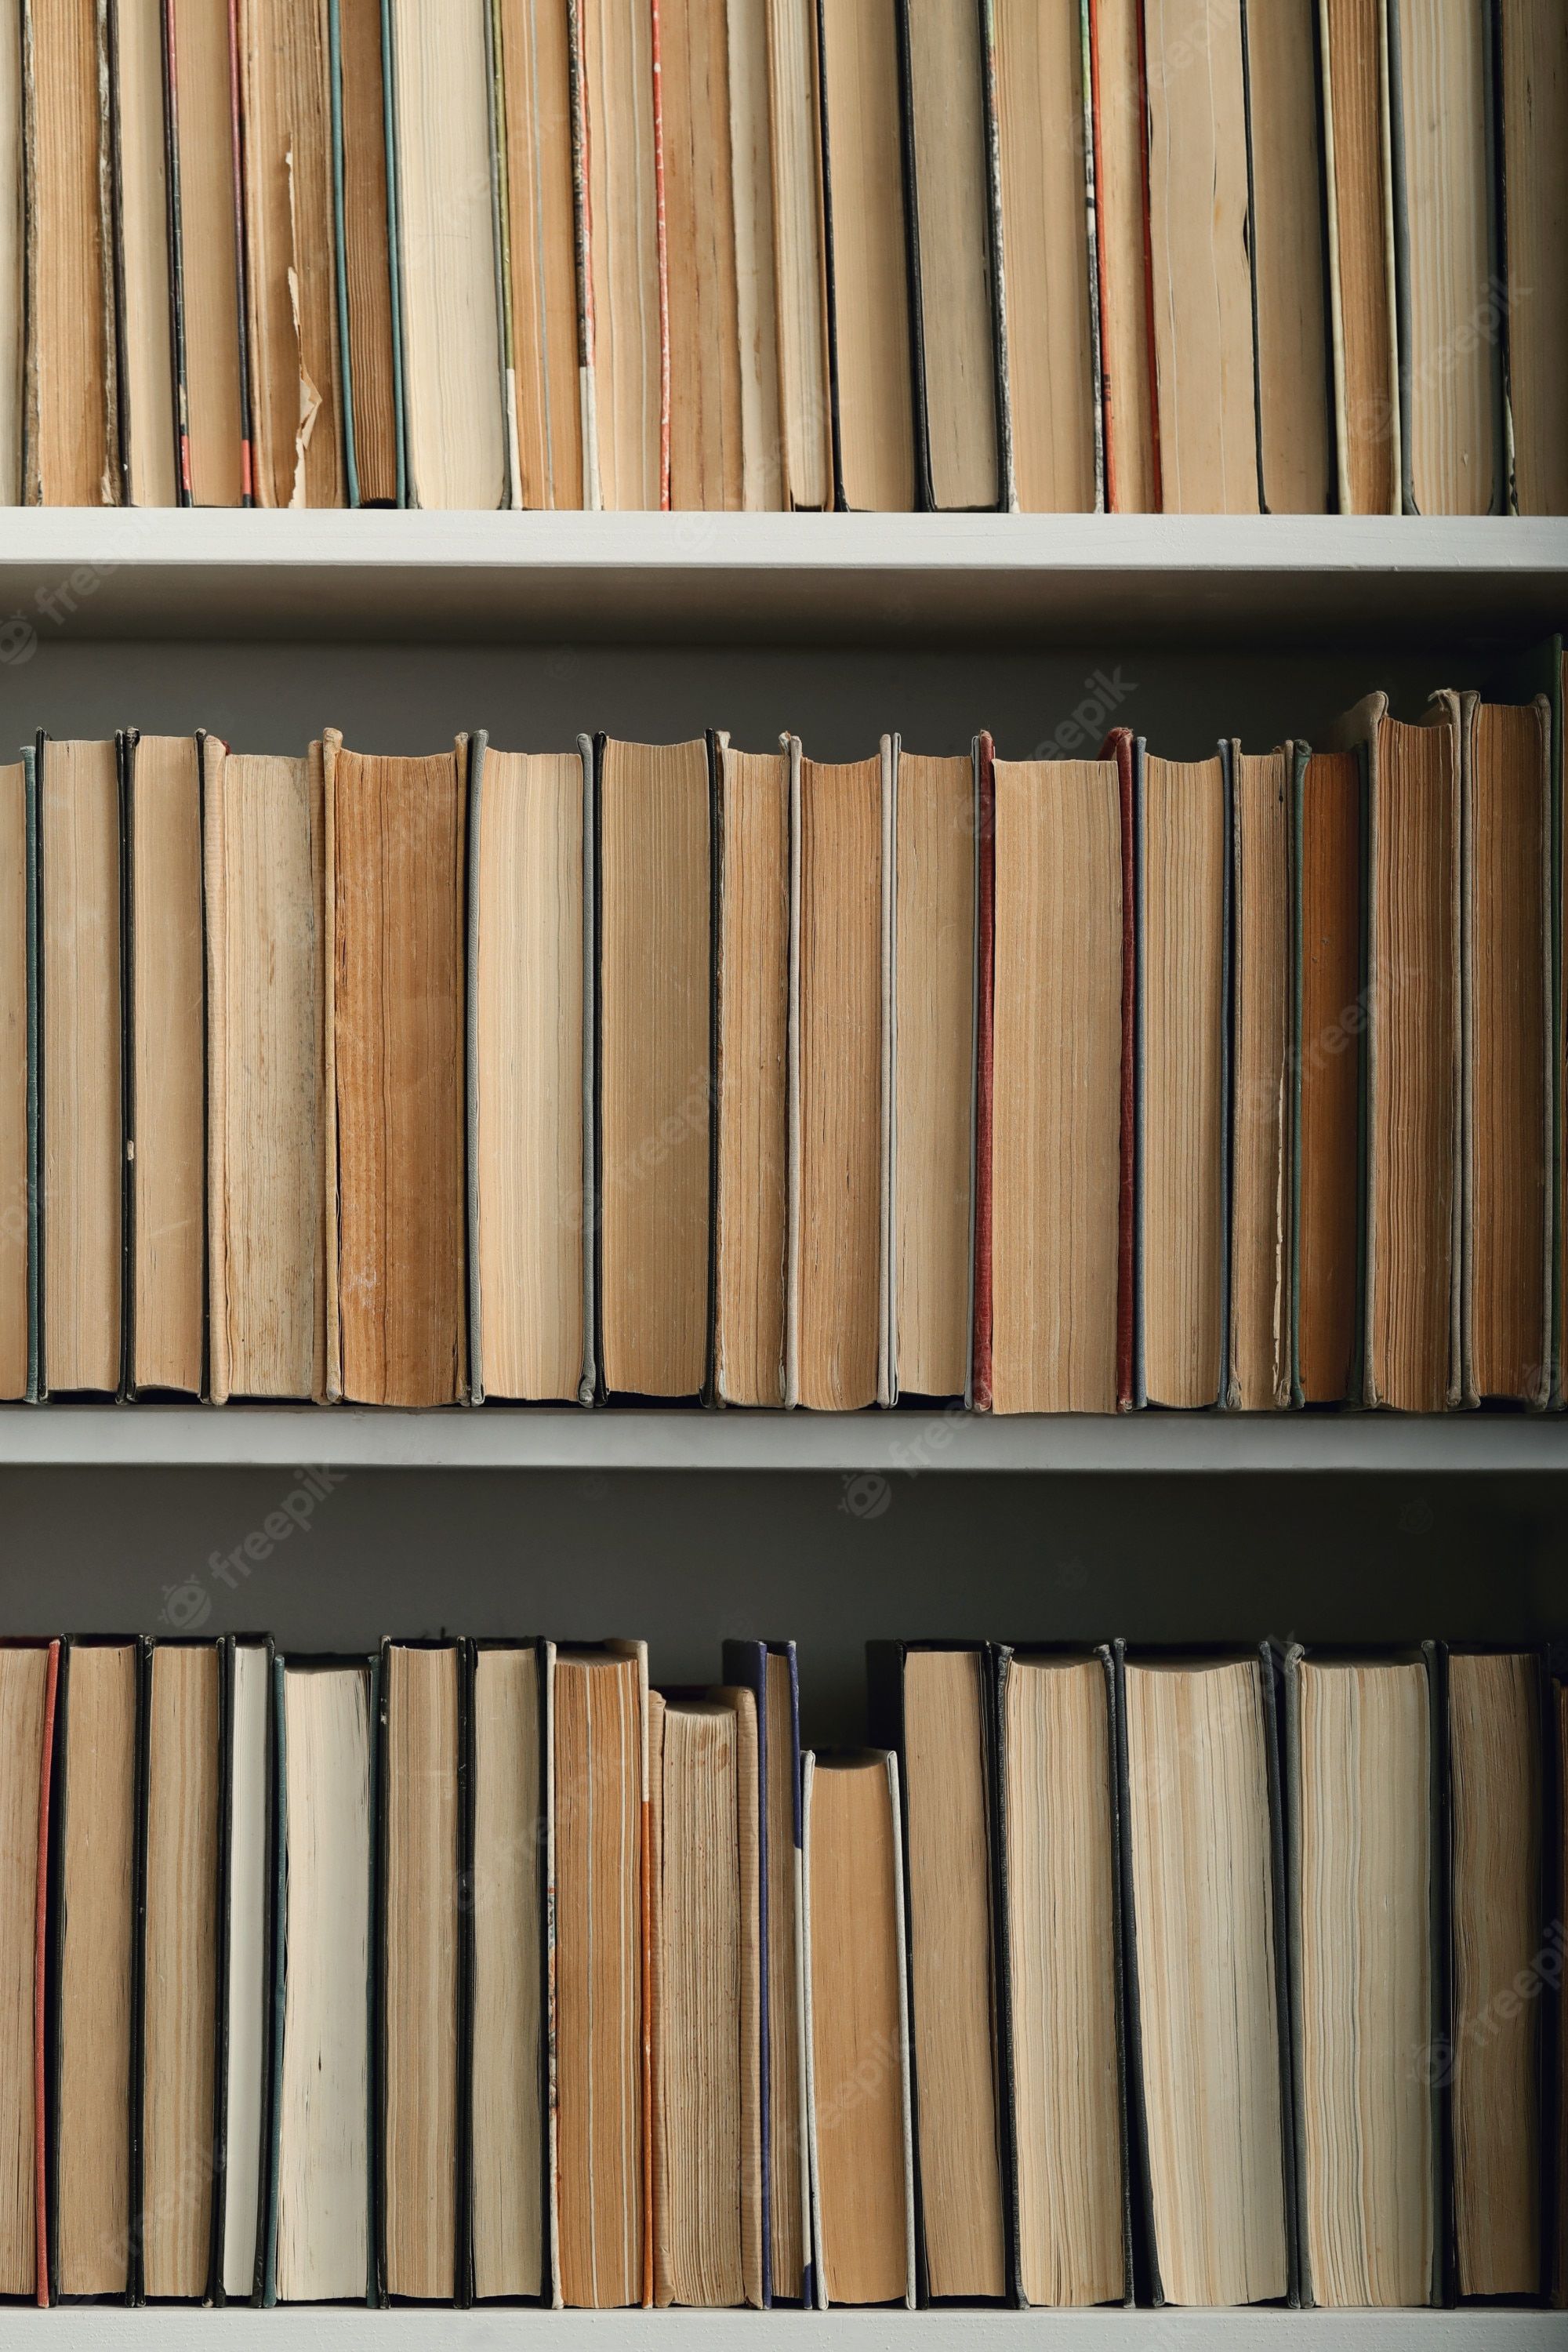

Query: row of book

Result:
[0,1632,1560,2310]
[6,662,1565,1412]
[1,0,1563,514]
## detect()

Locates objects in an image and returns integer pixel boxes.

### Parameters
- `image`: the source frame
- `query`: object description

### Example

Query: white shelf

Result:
[0,511,1563,645]
[2,1406,1566,1471]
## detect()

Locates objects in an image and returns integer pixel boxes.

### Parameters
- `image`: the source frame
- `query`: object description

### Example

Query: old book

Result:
[0,1644,54,2303]
[1500,1,1568,514]
[1392,0,1503,514]
[390,0,507,508]
[1142,0,1258,512]
[789,742,884,1410]
[818,0,914,510]
[1090,0,1157,509]
[495,0,582,509]
[470,1643,544,2300]
[217,1637,271,2303]
[111,0,178,504]
[989,750,1125,1413]
[1334,691,1459,1410]
[804,1750,911,2307]
[167,0,248,503]
[0,0,18,501]
[1247,0,1330,511]
[141,1642,220,2299]
[272,1656,375,2304]
[335,0,400,504]
[1319,0,1400,513]
[1447,1650,1544,2298]
[1139,747,1228,1407]
[650,1688,762,2309]
[382,1642,460,2300]
[1002,1651,1126,2308]
[1285,1646,1436,2307]
[764,0,831,508]
[1121,1652,1289,2306]
[24,0,118,503]
[597,736,712,1398]
[126,735,204,1399]
[325,733,466,1406]
[714,742,789,1406]
[1461,697,1552,1403]
[1229,746,1293,1409]
[662,0,743,510]
[205,745,326,1403]
[38,735,121,1398]
[0,764,25,1399]
[891,750,974,1399]
[726,0,783,508]
[239,0,344,507]
[54,1642,136,2299]
[470,745,589,1403]
[553,1643,646,2310]
[576,0,662,508]
[992,0,1098,512]
[902,0,1000,511]
[1294,749,1362,1403]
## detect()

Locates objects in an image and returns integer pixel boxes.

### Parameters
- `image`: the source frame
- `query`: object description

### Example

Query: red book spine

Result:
[971,732,996,1410]
[1103,728,1137,1409]
[34,1642,59,2309]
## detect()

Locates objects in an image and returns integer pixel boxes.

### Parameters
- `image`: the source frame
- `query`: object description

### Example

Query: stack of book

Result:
[0,0,1562,513]
[5,659,1564,1411]
[0,1632,1560,2309]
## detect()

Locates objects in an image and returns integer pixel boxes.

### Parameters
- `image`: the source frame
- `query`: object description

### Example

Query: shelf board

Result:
[0,511,1563,647]
[0,1406,1565,1472]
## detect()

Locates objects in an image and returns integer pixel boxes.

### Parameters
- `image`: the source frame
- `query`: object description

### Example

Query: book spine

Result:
[971,731,995,1410]
[1099,725,1138,1410]
[32,1639,57,2307]
[648,0,669,510]
[567,0,599,509]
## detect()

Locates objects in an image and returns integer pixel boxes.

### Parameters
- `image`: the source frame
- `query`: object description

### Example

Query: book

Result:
[37,734,122,1399]
[998,1648,1127,2308]
[238,0,344,507]
[989,0,1099,513]
[1391,0,1504,514]
[140,1640,220,2299]
[111,0,178,505]
[648,1685,763,2307]
[52,1639,137,2301]
[1333,690,1461,1410]
[1119,1649,1290,2306]
[468,1641,546,2300]
[801,1748,913,2307]
[1229,743,1294,1408]
[817,0,914,510]
[0,1641,56,2304]
[595,735,712,1399]
[1142,0,1258,513]
[325,731,467,1407]
[1137,742,1229,1407]
[713,739,789,1407]
[165,0,249,504]
[380,1640,461,2301]
[1553,1655,1568,2309]
[868,1644,1005,2301]
[125,733,205,1399]
[469,740,592,1403]
[333,0,402,506]
[552,1641,648,2309]
[216,1635,273,2304]
[1282,1644,1439,2307]
[724,0,783,509]
[494,0,583,510]
[0,0,17,501]
[1446,1648,1544,2299]
[1319,0,1401,514]
[1499,0,1568,515]
[388,0,508,510]
[270,1653,376,2305]
[204,742,327,1403]
[901,0,1000,512]
[575,0,662,509]
[23,0,118,503]
[1293,746,1363,1404]
[0,760,25,1399]
[764,0,832,509]
[661,0,746,511]
[985,742,1127,1413]
[888,746,975,1401]
[1089,0,1158,510]
[787,739,886,1410]
[1247,1,1331,512]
